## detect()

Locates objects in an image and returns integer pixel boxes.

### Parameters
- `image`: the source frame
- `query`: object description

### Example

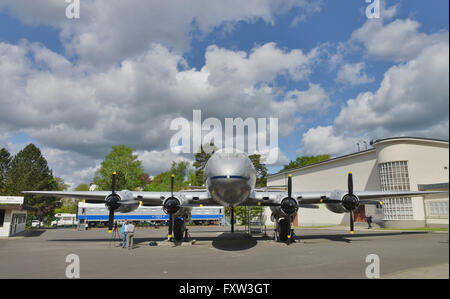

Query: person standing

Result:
[366,214,373,229]
[121,220,128,248]
[126,221,135,250]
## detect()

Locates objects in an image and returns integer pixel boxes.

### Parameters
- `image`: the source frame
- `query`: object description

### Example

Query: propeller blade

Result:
[168,213,173,241]
[171,174,174,197]
[108,209,114,232]
[107,171,118,233]
[112,171,117,194]
[348,172,353,195]
[350,211,354,235]
[288,174,292,198]
[231,207,234,233]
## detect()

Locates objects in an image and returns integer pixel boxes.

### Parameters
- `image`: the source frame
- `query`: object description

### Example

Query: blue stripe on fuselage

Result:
[210,175,249,180]
[78,215,224,220]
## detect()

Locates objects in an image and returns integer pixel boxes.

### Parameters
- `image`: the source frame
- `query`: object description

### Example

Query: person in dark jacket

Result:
[366,214,373,229]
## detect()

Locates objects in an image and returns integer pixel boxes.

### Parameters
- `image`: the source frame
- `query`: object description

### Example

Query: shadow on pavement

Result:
[45,231,430,250]
[296,231,429,243]
[14,229,46,237]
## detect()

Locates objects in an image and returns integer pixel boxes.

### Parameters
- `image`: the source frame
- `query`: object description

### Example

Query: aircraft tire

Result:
[173,218,184,241]
[278,218,289,242]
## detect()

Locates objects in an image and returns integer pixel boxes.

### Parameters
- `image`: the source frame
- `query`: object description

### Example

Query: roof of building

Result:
[371,136,449,146]
[269,136,449,178]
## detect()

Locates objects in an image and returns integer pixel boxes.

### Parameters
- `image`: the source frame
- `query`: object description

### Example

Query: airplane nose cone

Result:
[204,150,256,207]
[208,177,251,207]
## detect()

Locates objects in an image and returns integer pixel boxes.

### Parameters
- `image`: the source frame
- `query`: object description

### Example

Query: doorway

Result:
[354,205,366,222]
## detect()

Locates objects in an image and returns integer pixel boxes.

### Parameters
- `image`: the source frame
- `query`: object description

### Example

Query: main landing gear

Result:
[275,217,296,244]
[169,218,190,242]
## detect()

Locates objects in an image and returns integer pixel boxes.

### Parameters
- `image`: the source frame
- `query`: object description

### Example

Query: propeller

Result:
[280,174,298,215]
[105,171,121,233]
[164,174,181,241]
[342,172,359,235]
[257,174,297,243]
[282,174,297,243]
[231,207,234,233]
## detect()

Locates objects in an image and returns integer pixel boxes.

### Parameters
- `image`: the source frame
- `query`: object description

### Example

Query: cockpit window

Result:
[212,148,247,159]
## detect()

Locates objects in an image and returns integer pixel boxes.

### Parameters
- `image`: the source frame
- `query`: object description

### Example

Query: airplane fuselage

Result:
[204,151,257,207]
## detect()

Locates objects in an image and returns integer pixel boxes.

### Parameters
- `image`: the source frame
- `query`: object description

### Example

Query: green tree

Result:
[224,206,263,225]
[144,161,190,192]
[55,183,90,215]
[93,145,145,191]
[248,154,267,187]
[280,154,331,172]
[55,177,69,191]
[5,144,60,218]
[74,184,90,191]
[191,143,217,186]
[0,148,12,194]
[54,200,78,214]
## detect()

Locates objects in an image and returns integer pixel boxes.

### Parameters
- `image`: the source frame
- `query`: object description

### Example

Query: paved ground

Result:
[0,226,448,279]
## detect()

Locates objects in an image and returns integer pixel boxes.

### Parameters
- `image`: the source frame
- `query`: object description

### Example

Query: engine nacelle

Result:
[163,196,182,215]
[162,196,192,219]
[104,190,139,213]
[270,197,299,219]
[325,191,360,214]
[325,203,347,214]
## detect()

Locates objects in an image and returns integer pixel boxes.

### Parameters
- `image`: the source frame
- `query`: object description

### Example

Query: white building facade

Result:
[266,137,449,228]
[0,196,27,237]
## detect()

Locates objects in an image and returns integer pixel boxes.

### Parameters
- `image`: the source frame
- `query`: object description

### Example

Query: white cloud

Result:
[336,62,375,86]
[351,18,449,62]
[283,83,330,112]
[300,126,360,156]
[334,42,449,134]
[204,42,318,87]
[0,40,323,185]
[301,40,449,157]
[0,0,322,65]
[137,149,193,177]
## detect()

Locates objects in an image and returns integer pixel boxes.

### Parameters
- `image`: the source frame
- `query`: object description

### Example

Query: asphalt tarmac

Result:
[0,226,448,279]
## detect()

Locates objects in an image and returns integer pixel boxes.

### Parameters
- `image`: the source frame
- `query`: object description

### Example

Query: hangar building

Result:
[265,137,449,229]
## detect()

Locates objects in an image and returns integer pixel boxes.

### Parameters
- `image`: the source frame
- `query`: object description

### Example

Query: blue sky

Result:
[0,0,448,187]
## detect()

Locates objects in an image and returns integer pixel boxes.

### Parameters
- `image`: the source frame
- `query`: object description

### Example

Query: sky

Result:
[0,0,448,189]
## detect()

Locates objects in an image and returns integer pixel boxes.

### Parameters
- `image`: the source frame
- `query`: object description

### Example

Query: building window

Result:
[378,161,413,220]
[379,161,410,191]
[0,210,5,227]
[427,202,449,217]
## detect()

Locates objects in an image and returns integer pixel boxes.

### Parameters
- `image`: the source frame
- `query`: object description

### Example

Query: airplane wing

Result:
[22,190,214,206]
[24,174,216,233]
[22,191,111,203]
[248,189,446,206]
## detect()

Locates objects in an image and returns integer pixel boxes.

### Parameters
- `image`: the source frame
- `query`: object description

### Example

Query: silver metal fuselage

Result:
[204,151,257,207]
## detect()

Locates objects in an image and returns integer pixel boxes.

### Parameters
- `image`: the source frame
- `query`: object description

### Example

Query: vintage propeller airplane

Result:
[23,149,446,243]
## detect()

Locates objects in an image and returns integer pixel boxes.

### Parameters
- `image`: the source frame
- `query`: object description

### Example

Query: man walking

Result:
[366,214,373,229]
[121,220,128,248]
[126,221,135,250]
